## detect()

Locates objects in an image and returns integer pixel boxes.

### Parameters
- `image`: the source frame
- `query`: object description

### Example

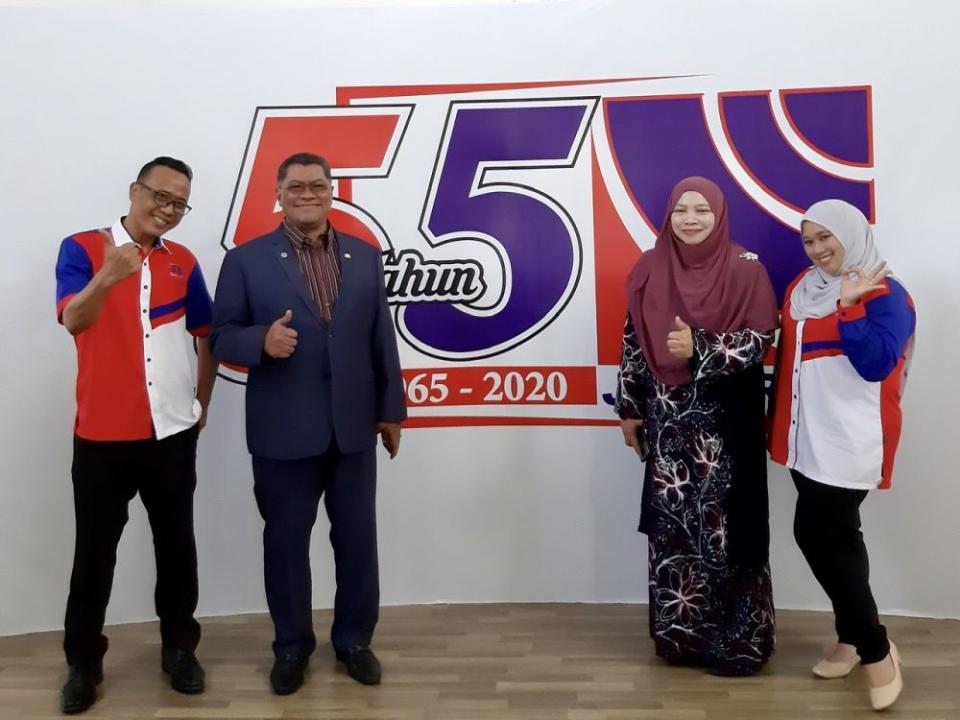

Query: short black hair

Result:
[277,152,332,184]
[137,156,193,182]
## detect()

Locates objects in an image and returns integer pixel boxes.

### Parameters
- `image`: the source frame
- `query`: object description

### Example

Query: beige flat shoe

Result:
[812,653,860,678]
[869,642,903,711]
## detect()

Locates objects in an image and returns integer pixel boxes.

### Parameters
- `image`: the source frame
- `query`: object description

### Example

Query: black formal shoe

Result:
[270,652,308,695]
[161,648,206,694]
[60,663,102,714]
[336,647,382,685]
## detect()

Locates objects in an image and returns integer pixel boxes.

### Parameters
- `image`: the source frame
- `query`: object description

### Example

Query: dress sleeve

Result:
[691,328,774,381]
[615,314,651,420]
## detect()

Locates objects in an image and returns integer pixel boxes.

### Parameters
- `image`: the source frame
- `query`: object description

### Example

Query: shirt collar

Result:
[113,217,171,253]
[283,218,336,251]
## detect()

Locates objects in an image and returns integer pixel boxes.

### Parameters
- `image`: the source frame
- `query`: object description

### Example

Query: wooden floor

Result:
[1,604,958,720]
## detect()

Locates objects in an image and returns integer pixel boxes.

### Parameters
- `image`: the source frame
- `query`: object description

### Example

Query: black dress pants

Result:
[63,425,201,667]
[252,442,379,659]
[791,469,889,664]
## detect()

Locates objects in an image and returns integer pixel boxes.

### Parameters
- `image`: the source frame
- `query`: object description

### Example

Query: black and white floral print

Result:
[617,317,776,675]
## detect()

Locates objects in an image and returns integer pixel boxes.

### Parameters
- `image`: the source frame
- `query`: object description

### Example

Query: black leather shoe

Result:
[161,648,205,694]
[336,647,382,685]
[60,663,102,714]
[270,652,308,695]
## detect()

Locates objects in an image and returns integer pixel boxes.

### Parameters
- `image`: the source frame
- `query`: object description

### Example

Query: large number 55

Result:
[396,98,598,361]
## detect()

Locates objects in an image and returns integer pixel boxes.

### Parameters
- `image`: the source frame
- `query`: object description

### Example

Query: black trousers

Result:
[63,426,201,667]
[252,443,379,659]
[791,470,889,664]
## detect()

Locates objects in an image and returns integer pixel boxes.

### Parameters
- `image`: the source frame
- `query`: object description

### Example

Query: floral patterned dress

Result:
[616,316,776,675]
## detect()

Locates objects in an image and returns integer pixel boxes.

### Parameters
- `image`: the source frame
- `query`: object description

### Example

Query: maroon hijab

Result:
[626,177,778,385]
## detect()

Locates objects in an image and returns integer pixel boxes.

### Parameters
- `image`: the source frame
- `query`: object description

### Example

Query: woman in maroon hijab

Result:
[615,177,779,675]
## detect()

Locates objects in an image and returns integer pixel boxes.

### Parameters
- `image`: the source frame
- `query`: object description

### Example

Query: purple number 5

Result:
[396,99,597,360]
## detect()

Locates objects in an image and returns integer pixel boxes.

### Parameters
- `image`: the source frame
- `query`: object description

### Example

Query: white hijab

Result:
[789,199,883,320]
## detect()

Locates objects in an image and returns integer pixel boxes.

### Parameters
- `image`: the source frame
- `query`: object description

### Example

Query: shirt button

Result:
[142,309,147,314]
[145,333,150,338]
[147,358,152,362]
[148,381,153,386]
[143,285,148,289]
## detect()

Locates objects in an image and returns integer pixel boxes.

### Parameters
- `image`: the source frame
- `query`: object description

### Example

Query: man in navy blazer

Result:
[210,152,406,694]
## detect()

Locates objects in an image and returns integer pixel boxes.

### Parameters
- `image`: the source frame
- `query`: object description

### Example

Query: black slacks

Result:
[63,425,201,667]
[252,443,379,660]
[791,469,889,664]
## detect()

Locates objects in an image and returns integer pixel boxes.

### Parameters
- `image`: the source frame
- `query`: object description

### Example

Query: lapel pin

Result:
[344,252,352,259]
[280,251,288,258]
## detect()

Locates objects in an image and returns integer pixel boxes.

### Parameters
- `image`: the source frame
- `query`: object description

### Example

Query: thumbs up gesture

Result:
[666,316,694,359]
[101,242,143,287]
[264,309,298,359]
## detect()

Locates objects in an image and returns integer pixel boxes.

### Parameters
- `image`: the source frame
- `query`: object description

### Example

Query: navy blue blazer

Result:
[210,225,407,460]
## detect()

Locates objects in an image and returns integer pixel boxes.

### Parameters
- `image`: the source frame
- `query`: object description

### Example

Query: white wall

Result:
[1,0,958,637]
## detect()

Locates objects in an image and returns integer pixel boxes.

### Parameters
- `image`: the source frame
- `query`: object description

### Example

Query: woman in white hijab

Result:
[769,200,916,711]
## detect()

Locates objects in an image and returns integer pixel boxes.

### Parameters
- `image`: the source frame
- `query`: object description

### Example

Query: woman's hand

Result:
[666,316,694,359]
[840,262,889,307]
[620,418,645,452]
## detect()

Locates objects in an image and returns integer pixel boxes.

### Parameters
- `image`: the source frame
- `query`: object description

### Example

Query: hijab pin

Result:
[280,251,288,258]
[344,252,352,260]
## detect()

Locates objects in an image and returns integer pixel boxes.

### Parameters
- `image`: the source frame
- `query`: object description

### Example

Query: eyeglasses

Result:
[136,182,192,216]
[281,181,332,197]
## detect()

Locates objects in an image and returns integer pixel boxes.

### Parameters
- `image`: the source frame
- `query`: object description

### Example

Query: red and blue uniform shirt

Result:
[55,218,212,441]
[769,274,915,489]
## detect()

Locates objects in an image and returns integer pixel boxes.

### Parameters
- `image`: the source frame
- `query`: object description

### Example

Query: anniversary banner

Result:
[220,77,873,428]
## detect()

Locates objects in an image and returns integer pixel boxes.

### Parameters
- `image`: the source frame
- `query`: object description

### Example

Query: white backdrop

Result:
[1,0,958,637]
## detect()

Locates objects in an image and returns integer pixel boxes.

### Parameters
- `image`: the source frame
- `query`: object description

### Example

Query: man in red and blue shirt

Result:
[54,156,217,714]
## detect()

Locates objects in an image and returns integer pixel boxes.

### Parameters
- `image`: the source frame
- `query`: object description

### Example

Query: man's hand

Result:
[195,337,217,433]
[264,309,298,359]
[666,316,694,359]
[377,421,401,459]
[100,242,142,287]
[62,240,142,335]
